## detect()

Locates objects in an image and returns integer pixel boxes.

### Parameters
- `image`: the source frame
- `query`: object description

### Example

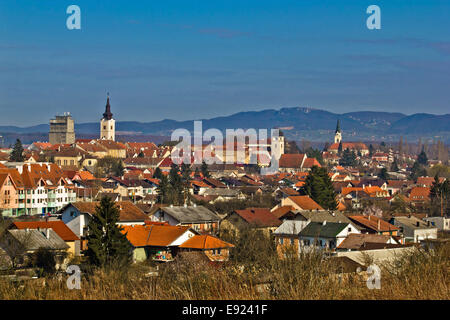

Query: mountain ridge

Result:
[0,107,449,144]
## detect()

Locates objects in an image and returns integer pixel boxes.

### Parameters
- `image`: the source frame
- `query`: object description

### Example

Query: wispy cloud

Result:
[344,37,450,56]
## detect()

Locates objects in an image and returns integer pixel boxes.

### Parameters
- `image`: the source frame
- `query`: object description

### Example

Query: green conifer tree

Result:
[303,166,337,210]
[10,139,24,162]
[84,197,132,268]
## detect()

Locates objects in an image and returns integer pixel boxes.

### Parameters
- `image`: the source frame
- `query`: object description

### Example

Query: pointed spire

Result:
[103,93,113,120]
[335,119,341,133]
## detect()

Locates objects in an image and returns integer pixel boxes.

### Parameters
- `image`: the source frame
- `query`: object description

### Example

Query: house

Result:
[423,216,450,231]
[278,154,320,173]
[153,205,221,234]
[273,220,310,257]
[336,233,398,251]
[274,220,360,255]
[390,216,438,243]
[59,201,148,239]
[297,221,360,251]
[279,195,324,211]
[0,228,69,269]
[222,208,282,236]
[408,187,431,209]
[178,235,234,262]
[120,224,197,262]
[0,163,77,216]
[11,221,80,256]
[386,180,414,196]
[348,215,399,236]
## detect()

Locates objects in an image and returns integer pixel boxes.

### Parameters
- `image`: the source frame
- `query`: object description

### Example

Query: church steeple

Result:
[100,93,116,141]
[103,93,113,120]
[334,119,342,144]
[335,119,341,134]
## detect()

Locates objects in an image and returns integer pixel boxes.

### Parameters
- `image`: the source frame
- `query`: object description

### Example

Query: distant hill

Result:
[0,107,449,145]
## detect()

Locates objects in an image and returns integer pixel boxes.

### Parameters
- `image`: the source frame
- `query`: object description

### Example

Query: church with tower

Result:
[100,94,116,141]
[328,119,369,156]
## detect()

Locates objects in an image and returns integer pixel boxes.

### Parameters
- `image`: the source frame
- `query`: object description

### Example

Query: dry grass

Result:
[0,243,448,300]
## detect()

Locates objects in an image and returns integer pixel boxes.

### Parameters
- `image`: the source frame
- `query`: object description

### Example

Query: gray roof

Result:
[161,206,220,223]
[203,188,241,197]
[393,216,438,230]
[297,211,352,224]
[274,220,309,236]
[299,222,349,238]
[7,229,69,251]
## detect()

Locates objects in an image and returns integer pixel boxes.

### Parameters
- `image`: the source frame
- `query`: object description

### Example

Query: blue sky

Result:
[0,0,449,126]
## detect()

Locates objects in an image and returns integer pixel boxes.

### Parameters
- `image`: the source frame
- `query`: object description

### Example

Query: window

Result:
[279,238,284,245]
[290,238,294,245]
[103,126,106,130]
[217,249,221,255]
[348,227,352,232]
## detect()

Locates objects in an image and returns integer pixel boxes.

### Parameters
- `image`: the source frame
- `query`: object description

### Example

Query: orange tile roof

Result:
[121,224,191,247]
[348,215,399,233]
[409,187,431,201]
[13,221,79,241]
[271,206,296,219]
[302,157,321,168]
[287,195,323,210]
[70,201,147,221]
[179,235,234,249]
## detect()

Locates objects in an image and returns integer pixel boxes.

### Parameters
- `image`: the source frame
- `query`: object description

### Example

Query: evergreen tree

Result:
[410,161,427,182]
[339,148,357,167]
[169,163,183,205]
[379,167,389,181]
[417,147,428,166]
[194,167,201,178]
[337,141,343,155]
[113,160,124,177]
[391,158,399,172]
[10,139,24,162]
[201,161,210,178]
[369,144,374,157]
[84,197,132,268]
[303,166,337,210]
[181,163,192,204]
[153,167,163,180]
[156,174,169,204]
[304,147,324,165]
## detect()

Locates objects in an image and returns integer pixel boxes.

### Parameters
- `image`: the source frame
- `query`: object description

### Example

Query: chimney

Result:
[377,219,380,230]
[170,204,173,208]
[46,229,50,239]
[368,216,370,221]
[322,221,326,226]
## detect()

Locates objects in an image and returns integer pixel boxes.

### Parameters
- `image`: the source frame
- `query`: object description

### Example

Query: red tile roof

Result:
[12,221,79,241]
[234,208,281,228]
[279,154,306,168]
